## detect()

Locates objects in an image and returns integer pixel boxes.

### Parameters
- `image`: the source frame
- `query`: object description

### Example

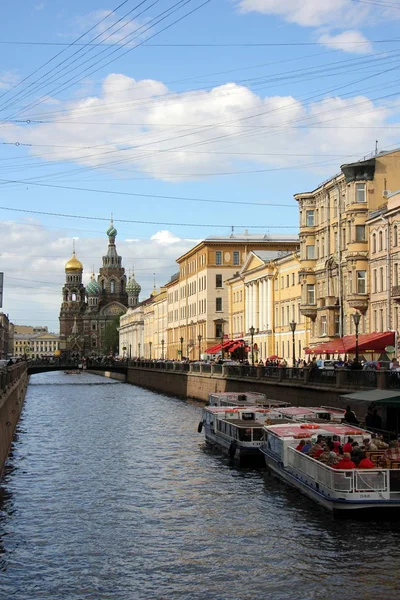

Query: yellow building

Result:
[13,332,60,358]
[295,149,400,348]
[143,288,168,359]
[227,250,309,363]
[367,189,400,334]
[166,233,299,360]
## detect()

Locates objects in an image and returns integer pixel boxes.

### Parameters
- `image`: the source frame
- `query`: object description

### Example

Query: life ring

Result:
[197,421,203,433]
[294,433,312,439]
[345,429,359,435]
[229,440,237,458]
[301,424,312,429]
[309,425,320,430]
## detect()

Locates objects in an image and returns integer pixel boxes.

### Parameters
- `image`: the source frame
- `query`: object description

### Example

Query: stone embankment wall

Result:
[126,366,348,406]
[0,363,28,476]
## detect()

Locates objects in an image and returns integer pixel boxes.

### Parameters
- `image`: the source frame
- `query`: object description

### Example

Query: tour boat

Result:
[265,405,345,423]
[260,422,400,514]
[208,392,290,409]
[199,405,279,465]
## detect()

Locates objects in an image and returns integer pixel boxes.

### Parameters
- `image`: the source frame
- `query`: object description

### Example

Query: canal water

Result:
[1,373,400,600]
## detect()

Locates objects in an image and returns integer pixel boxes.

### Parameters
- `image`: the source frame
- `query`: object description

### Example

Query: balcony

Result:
[300,303,317,321]
[346,294,369,314]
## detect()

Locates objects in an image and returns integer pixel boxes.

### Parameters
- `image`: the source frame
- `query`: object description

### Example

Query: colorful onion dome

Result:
[107,220,117,238]
[65,251,83,272]
[86,273,102,295]
[126,275,141,296]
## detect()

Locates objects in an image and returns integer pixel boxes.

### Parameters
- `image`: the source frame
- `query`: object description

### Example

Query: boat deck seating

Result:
[365,450,386,466]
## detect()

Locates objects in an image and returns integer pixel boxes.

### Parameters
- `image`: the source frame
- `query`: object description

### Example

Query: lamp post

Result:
[352,312,361,364]
[249,326,255,366]
[161,339,165,360]
[149,341,152,360]
[220,331,224,361]
[198,334,202,361]
[129,344,132,360]
[138,342,141,359]
[289,320,297,367]
[180,336,184,360]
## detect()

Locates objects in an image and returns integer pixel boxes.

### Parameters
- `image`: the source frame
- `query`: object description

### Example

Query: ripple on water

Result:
[1,372,400,599]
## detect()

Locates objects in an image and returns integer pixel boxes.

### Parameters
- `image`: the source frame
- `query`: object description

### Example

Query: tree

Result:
[102,316,120,354]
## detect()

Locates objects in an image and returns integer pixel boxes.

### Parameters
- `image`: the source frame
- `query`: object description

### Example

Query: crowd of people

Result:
[294,432,397,469]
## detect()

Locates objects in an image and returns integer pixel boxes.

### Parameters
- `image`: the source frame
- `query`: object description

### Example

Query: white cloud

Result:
[0,71,19,90]
[1,73,399,182]
[0,220,196,331]
[73,9,146,45]
[318,30,373,54]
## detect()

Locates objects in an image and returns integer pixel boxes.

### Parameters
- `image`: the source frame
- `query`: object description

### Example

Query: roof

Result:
[251,250,284,262]
[266,422,366,439]
[341,390,400,407]
[205,234,299,242]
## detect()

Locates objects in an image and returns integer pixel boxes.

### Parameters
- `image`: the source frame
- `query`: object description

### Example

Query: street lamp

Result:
[198,334,202,361]
[138,342,141,359]
[149,341,152,360]
[352,312,361,364]
[249,325,255,366]
[289,320,297,367]
[161,339,165,360]
[180,336,184,359]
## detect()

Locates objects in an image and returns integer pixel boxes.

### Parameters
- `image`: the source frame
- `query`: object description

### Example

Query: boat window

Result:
[241,412,254,420]
[252,429,263,441]
[268,435,283,455]
[238,428,252,442]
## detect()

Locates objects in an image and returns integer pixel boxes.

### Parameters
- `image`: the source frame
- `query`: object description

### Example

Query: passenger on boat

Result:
[357,452,376,469]
[295,439,306,452]
[362,438,378,451]
[326,451,339,467]
[301,440,313,454]
[343,437,353,453]
[334,453,356,470]
[371,433,388,449]
[380,441,400,467]
[351,443,363,466]
[317,448,332,464]
[309,442,324,458]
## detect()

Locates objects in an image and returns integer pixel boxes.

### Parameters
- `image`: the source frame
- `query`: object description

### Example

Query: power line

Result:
[2,39,400,46]
[0,202,298,229]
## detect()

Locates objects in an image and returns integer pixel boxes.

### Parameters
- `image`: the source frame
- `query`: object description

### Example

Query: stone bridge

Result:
[27,363,128,375]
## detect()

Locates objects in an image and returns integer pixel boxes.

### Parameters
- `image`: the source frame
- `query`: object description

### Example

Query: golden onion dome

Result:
[65,251,83,272]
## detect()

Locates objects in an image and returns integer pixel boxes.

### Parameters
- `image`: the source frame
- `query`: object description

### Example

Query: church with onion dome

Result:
[59,220,141,355]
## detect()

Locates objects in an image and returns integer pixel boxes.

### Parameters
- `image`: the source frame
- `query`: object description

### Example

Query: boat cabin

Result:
[208,392,289,409]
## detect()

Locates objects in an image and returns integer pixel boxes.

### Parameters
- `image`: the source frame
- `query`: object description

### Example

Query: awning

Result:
[306,331,395,355]
[341,390,400,407]
[206,339,245,354]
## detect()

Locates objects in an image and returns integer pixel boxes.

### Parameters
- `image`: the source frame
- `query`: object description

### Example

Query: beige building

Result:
[367,188,400,334]
[294,149,400,348]
[165,234,299,359]
[227,251,309,363]
[13,332,60,358]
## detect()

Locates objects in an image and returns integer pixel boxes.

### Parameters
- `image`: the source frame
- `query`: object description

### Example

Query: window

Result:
[356,183,366,203]
[321,316,327,336]
[372,233,376,253]
[216,274,222,288]
[233,251,240,265]
[379,231,383,251]
[286,274,289,287]
[215,323,223,337]
[395,264,399,287]
[355,225,366,241]
[306,245,315,259]
[292,273,295,286]
[373,269,377,293]
[216,297,222,312]
[307,284,315,304]
[281,307,285,325]
[357,271,366,294]
[394,225,398,247]
[334,314,340,335]
[380,267,384,292]
[216,251,222,265]
[306,210,315,227]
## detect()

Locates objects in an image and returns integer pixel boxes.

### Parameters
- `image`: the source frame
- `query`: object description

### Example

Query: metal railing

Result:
[287,447,388,494]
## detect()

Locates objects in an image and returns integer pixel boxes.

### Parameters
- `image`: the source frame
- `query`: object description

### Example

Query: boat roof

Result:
[205,406,271,414]
[209,392,267,398]
[277,407,315,416]
[224,420,265,428]
[265,422,367,439]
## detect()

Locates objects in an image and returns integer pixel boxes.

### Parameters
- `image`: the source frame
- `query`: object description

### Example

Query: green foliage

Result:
[102,316,120,354]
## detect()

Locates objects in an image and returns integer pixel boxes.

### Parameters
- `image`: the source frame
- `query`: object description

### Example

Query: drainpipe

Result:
[381,215,391,330]
[334,180,344,337]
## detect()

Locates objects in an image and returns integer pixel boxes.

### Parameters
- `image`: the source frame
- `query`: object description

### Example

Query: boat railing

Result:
[287,447,389,494]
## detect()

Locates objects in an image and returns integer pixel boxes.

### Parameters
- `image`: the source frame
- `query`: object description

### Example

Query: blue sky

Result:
[1,0,400,331]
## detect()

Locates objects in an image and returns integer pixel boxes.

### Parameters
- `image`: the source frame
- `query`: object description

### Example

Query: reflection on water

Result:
[0,372,400,599]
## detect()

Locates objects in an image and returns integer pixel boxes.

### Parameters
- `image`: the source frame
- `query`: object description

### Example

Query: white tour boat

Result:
[260,422,400,514]
[208,392,290,409]
[199,405,275,464]
[265,406,345,423]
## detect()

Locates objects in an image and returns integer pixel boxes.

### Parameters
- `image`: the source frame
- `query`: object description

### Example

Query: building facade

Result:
[227,251,309,363]
[295,149,400,348]
[0,313,12,359]
[59,222,135,355]
[13,332,60,358]
[165,234,299,359]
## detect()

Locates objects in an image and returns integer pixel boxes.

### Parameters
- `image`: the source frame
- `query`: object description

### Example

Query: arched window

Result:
[379,230,383,251]
[110,280,115,293]
[101,280,106,291]
[394,225,398,247]
[71,292,77,301]
[372,233,376,253]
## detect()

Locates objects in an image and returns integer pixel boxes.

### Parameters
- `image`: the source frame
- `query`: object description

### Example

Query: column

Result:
[255,281,259,330]
[250,283,255,329]
[267,278,273,331]
[245,285,249,333]
[260,279,265,330]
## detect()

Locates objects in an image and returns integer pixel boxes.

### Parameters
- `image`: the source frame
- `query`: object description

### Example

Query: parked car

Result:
[316,359,339,370]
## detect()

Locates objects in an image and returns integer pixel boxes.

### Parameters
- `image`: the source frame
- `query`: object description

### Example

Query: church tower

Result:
[126,272,141,307]
[97,220,127,304]
[59,249,86,338]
